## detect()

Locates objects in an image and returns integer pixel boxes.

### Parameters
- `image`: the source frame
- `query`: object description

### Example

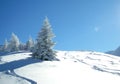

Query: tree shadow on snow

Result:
[0,57,40,72]
[0,51,30,56]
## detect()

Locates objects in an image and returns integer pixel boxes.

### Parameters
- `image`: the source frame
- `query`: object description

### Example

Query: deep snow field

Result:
[0,51,120,84]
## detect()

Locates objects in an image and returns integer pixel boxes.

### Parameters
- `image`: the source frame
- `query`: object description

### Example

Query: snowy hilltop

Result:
[0,17,120,84]
[0,51,120,84]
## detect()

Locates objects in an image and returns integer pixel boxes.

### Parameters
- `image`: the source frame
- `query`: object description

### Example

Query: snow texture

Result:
[0,51,120,84]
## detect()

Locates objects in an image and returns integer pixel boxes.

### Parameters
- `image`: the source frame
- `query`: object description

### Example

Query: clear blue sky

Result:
[0,0,120,52]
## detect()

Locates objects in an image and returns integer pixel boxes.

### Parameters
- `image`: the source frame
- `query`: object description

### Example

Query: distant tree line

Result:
[0,33,34,52]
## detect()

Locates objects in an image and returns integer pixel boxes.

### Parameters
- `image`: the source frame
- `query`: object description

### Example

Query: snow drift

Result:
[0,51,120,84]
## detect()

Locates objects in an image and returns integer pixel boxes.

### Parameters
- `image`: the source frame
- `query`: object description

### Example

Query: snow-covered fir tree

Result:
[26,36,34,51]
[8,33,20,52]
[33,17,56,61]
[19,43,25,50]
[3,39,9,52]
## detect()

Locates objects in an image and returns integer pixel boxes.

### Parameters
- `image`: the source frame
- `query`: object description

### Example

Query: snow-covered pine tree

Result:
[26,36,34,51]
[8,33,20,52]
[3,39,9,52]
[19,43,25,50]
[33,17,56,61]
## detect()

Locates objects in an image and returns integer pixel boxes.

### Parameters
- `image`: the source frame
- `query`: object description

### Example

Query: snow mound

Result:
[0,51,120,84]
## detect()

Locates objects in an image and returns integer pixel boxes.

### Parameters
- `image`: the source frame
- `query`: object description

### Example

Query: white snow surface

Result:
[0,72,30,84]
[0,51,120,84]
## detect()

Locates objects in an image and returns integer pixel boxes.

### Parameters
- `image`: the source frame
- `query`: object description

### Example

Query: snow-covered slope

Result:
[0,51,120,84]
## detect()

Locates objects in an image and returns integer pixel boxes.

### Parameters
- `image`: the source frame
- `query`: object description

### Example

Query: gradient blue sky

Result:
[0,0,120,52]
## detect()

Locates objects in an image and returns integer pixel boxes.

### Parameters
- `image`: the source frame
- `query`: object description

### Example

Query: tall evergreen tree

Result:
[8,33,20,52]
[33,17,56,61]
